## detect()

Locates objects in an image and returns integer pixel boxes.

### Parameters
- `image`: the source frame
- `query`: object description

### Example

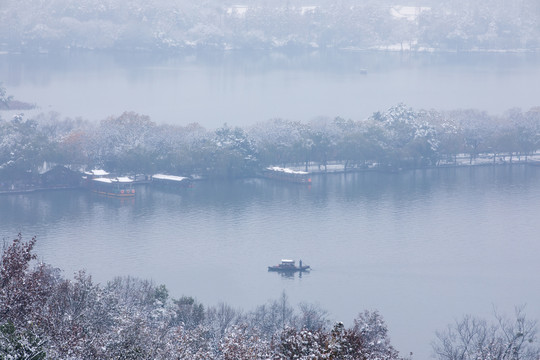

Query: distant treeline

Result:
[1,0,539,53]
[1,235,538,359]
[2,102,540,183]
[0,84,35,111]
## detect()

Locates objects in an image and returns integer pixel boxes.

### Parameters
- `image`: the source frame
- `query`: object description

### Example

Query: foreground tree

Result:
[0,234,57,327]
[0,321,45,360]
[220,324,270,360]
[352,310,401,360]
[276,326,328,359]
[432,307,540,360]
[0,234,56,359]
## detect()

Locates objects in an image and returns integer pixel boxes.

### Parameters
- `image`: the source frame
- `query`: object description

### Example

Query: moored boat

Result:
[83,170,135,197]
[152,174,192,188]
[82,171,135,197]
[268,259,310,272]
[88,177,135,197]
[263,167,311,184]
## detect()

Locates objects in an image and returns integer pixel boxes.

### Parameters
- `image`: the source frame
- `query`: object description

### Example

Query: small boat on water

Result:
[268,259,310,272]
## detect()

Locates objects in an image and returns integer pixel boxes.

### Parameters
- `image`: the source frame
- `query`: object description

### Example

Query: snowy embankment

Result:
[289,153,540,174]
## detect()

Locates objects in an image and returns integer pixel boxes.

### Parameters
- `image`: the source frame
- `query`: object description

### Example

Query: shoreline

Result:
[1,46,540,57]
[1,159,538,196]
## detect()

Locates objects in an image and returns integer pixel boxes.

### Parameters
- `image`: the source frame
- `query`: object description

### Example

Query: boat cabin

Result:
[280,259,296,267]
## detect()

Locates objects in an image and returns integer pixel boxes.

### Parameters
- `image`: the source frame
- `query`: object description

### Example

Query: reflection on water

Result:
[269,270,311,280]
[1,165,540,359]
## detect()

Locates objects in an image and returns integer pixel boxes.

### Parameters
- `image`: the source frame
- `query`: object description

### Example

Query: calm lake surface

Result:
[1,50,540,127]
[1,166,539,359]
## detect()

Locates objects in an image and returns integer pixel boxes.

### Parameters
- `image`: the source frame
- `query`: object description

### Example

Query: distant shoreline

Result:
[0,99,36,111]
[1,46,539,56]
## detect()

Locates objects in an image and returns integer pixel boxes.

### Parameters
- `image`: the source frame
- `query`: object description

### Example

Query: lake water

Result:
[1,166,539,359]
[1,50,540,127]
[2,50,540,358]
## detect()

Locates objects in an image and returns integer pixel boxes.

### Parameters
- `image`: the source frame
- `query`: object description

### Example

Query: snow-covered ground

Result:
[288,153,540,174]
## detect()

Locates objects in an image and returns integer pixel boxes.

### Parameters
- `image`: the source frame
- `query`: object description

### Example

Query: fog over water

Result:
[2,51,540,127]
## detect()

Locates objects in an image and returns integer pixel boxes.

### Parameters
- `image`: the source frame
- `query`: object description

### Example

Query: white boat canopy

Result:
[93,177,133,184]
[153,174,189,182]
[267,166,309,175]
[84,169,109,176]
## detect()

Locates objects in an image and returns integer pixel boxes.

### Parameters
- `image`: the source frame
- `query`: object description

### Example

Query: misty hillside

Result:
[1,0,539,52]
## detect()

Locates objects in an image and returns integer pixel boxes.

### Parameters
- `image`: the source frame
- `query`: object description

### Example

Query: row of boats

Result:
[84,166,312,197]
[83,170,193,197]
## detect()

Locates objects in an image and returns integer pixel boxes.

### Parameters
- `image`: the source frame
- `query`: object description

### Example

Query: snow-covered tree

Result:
[209,124,258,178]
[433,307,540,360]
[89,111,156,172]
[220,324,271,360]
[297,302,329,331]
[0,83,13,108]
[0,321,46,360]
[249,291,296,339]
[249,118,309,167]
[0,115,47,182]
[371,103,439,167]
[352,310,401,360]
[276,326,328,359]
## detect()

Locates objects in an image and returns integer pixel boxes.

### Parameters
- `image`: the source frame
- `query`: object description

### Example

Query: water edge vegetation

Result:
[2,91,540,191]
